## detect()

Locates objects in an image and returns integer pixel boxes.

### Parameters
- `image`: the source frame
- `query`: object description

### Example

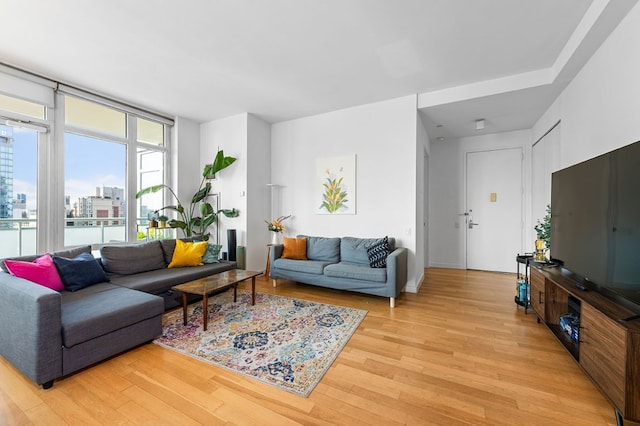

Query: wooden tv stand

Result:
[530,266,640,425]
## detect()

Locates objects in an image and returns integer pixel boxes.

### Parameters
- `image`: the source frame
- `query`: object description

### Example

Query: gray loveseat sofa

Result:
[0,239,235,389]
[269,236,407,307]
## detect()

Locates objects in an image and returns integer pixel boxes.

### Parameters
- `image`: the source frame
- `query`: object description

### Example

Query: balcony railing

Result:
[0,217,151,259]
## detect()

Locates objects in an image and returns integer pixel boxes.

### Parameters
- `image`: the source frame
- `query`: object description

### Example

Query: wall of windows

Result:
[0,66,172,256]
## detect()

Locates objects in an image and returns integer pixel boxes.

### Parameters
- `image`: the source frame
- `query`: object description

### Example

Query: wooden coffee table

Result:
[172,269,262,331]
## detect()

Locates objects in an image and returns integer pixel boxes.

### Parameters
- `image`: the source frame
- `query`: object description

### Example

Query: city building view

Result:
[1,124,126,228]
[0,123,140,258]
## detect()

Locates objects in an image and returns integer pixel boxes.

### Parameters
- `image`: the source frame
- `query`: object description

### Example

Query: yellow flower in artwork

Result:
[320,168,348,213]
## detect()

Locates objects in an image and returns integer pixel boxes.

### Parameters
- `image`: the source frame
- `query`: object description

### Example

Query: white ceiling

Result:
[0,0,637,139]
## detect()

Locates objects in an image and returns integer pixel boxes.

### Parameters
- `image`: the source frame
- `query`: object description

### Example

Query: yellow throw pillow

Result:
[282,237,308,260]
[168,240,208,268]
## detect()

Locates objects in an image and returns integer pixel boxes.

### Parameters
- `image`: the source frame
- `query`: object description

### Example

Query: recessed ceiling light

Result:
[475,119,485,130]
[437,137,445,141]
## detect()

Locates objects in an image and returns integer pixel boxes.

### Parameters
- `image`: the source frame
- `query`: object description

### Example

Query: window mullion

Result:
[49,93,66,251]
[127,116,138,242]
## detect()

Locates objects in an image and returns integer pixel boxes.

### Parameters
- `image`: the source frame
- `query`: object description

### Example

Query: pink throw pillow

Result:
[4,253,65,291]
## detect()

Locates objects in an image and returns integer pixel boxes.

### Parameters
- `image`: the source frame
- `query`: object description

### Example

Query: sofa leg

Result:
[272,279,277,288]
[42,380,54,389]
[390,297,395,308]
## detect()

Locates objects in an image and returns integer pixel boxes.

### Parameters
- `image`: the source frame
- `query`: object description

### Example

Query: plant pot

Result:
[534,239,546,261]
[149,220,158,228]
[159,220,167,228]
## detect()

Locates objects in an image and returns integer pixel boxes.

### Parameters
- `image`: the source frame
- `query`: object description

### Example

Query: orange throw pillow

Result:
[281,237,308,260]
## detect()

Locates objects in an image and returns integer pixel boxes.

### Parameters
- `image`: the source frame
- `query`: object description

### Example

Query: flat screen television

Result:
[551,140,640,315]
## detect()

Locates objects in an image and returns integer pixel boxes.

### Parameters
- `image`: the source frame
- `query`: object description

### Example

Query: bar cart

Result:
[515,253,533,313]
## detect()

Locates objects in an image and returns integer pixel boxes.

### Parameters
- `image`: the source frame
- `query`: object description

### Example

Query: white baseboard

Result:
[428,262,465,269]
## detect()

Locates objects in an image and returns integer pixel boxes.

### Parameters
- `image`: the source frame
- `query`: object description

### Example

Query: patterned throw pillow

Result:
[202,243,223,264]
[366,236,389,268]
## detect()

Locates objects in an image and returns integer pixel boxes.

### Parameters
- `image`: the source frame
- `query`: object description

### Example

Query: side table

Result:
[265,244,274,278]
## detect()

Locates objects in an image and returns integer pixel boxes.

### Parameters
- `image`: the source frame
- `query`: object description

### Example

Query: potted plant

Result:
[136,149,239,241]
[157,214,169,228]
[534,204,551,261]
[147,211,158,228]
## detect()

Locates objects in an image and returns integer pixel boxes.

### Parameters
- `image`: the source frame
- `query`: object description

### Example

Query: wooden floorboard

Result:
[0,268,636,425]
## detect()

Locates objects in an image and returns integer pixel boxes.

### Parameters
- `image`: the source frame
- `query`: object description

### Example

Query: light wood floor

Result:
[0,268,635,425]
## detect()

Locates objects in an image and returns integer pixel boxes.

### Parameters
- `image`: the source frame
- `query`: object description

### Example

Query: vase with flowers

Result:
[265,215,291,244]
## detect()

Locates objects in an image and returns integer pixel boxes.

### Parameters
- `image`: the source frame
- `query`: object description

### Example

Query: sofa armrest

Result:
[0,272,63,386]
[386,247,408,297]
[269,244,284,264]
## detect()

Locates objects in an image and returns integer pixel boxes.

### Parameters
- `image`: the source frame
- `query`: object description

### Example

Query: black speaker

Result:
[227,229,237,261]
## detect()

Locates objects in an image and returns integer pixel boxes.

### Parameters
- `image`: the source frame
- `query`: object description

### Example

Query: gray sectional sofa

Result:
[269,236,407,307]
[0,239,235,389]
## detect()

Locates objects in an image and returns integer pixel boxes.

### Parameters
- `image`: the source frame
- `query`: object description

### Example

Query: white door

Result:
[466,148,523,272]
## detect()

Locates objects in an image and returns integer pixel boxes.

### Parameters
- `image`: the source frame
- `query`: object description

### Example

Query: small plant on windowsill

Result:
[157,214,169,228]
[147,211,158,228]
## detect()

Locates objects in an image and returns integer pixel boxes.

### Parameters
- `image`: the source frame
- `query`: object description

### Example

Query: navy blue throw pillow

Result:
[52,252,109,291]
[366,236,389,268]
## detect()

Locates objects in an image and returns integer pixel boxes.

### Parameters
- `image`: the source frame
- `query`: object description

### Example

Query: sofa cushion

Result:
[340,237,381,265]
[4,253,65,291]
[108,261,236,293]
[272,258,329,275]
[298,235,340,263]
[366,236,389,268]
[168,240,208,268]
[0,244,91,273]
[53,252,110,291]
[60,283,163,348]
[324,262,387,283]
[282,237,307,260]
[100,241,165,275]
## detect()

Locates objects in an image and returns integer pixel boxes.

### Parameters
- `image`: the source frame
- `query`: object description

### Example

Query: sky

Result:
[12,129,125,211]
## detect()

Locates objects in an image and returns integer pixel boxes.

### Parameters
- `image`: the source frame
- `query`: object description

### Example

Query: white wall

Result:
[246,114,271,271]
[415,111,430,290]
[429,130,532,269]
[271,95,421,292]
[200,114,247,258]
[199,113,272,271]
[534,1,640,167]
[172,117,201,228]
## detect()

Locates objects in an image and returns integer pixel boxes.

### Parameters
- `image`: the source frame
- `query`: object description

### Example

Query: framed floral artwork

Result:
[316,155,356,215]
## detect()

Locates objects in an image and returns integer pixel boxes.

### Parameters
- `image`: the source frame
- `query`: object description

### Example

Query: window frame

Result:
[1,67,174,254]
[59,92,171,249]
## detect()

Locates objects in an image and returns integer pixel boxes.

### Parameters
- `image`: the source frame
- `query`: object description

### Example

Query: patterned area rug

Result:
[154,290,367,397]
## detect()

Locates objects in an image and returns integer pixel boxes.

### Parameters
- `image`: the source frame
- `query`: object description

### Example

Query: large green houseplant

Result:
[136,149,239,241]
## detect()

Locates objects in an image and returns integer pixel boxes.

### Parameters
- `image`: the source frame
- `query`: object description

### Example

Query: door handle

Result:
[468,222,479,229]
